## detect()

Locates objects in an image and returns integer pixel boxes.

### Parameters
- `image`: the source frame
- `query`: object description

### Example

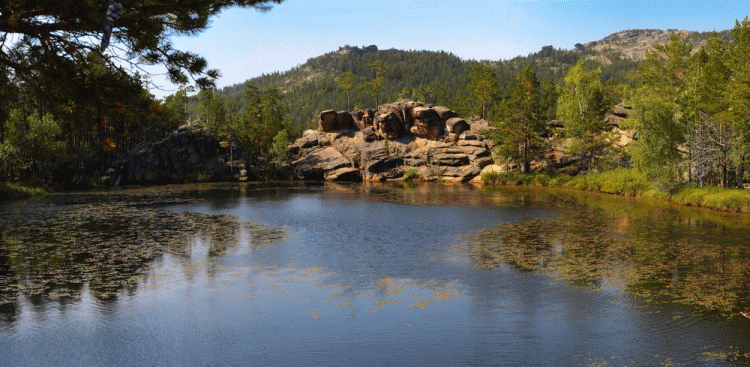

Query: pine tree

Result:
[468,65,500,119]
[361,61,386,108]
[335,72,356,111]
[496,66,547,173]
[0,0,284,92]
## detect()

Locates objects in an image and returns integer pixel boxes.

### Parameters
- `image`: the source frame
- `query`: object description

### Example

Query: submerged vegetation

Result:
[0,185,285,308]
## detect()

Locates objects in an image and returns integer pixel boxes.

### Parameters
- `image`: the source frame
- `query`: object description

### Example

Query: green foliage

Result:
[481,168,651,196]
[557,60,606,138]
[669,184,750,212]
[434,158,443,181]
[467,65,500,119]
[0,0,283,93]
[637,33,694,102]
[1,109,66,180]
[557,60,613,172]
[403,168,420,181]
[480,171,552,186]
[495,66,549,173]
[360,60,386,108]
[198,89,229,132]
[626,93,683,181]
[207,49,476,133]
[0,182,49,200]
[335,71,356,110]
[239,85,288,161]
[269,129,292,163]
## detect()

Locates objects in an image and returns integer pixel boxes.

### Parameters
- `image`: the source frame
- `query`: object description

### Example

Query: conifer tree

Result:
[0,0,284,92]
[335,71,356,111]
[468,64,500,119]
[362,61,385,108]
[496,66,547,173]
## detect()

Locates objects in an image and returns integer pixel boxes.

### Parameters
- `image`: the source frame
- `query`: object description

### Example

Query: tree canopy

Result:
[1,0,283,91]
[495,66,548,173]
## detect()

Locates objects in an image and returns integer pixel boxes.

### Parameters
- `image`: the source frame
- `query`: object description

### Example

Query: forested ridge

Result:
[3,1,750,200]
[199,44,641,131]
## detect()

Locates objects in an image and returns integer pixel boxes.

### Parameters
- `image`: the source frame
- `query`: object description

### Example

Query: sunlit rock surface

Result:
[290,100,496,182]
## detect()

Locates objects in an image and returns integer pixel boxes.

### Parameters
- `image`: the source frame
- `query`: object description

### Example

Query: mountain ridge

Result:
[199,27,731,133]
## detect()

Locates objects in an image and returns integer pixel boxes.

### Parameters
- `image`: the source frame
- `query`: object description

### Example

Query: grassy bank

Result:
[480,168,750,214]
[0,182,50,201]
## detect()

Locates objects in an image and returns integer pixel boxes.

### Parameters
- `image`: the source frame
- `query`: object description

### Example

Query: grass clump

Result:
[480,167,750,214]
[0,182,49,201]
[403,168,420,182]
[481,168,651,197]
[480,171,554,187]
[669,185,750,212]
[567,168,651,196]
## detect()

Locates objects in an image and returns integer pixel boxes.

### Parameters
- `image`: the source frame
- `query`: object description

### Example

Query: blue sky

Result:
[150,0,750,97]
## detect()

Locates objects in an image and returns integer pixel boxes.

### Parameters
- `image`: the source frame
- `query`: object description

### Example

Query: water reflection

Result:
[0,188,284,324]
[1,183,750,365]
[464,198,750,318]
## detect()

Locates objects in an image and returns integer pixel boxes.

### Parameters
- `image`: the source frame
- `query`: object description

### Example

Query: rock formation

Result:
[290,100,496,182]
[102,125,233,185]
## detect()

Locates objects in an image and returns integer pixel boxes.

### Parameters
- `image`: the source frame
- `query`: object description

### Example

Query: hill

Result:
[196,28,731,134]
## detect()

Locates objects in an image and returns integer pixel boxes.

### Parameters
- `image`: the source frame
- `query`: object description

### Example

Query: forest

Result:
[2,0,750,198]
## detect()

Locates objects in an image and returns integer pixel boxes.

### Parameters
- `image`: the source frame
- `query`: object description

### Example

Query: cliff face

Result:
[289,100,495,182]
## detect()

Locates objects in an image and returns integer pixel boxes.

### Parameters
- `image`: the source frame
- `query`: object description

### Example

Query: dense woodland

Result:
[2,0,750,193]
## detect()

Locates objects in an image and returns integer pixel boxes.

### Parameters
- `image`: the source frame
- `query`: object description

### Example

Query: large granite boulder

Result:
[319,110,356,132]
[102,126,231,185]
[410,107,444,140]
[374,111,405,140]
[433,105,459,122]
[446,117,470,135]
[352,109,375,129]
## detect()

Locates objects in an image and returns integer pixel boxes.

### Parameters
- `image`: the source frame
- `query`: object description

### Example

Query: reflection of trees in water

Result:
[466,204,750,317]
[0,191,284,322]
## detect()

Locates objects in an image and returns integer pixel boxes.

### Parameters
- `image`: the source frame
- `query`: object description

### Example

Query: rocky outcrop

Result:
[290,100,496,182]
[102,126,232,185]
[577,29,704,62]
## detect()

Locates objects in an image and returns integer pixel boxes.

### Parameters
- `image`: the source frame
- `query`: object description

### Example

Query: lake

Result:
[1,182,749,366]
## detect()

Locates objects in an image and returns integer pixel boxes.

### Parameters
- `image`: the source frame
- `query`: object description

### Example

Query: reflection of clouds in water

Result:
[132,241,466,326]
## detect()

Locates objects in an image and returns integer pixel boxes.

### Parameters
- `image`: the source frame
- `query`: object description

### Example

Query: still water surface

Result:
[1,182,749,366]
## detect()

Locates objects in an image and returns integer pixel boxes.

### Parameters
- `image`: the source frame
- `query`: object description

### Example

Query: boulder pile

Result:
[290,100,495,182]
